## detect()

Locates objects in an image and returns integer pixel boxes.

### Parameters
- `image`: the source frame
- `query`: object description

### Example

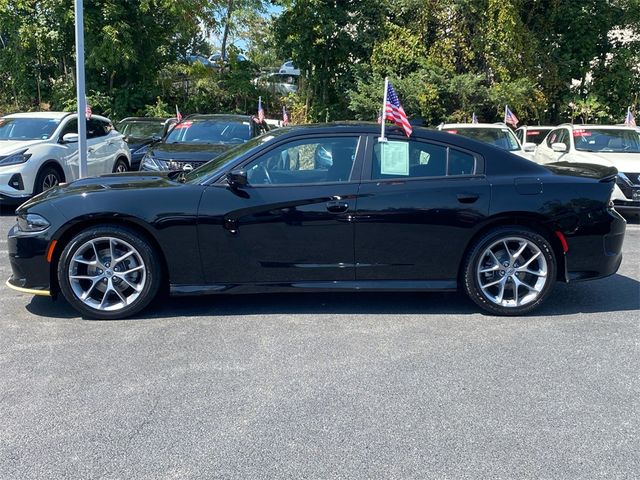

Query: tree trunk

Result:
[220,0,235,63]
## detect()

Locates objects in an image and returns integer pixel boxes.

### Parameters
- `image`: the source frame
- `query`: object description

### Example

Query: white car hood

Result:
[0,139,47,156]
[578,152,640,172]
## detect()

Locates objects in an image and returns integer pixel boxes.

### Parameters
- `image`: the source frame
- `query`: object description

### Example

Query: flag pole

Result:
[74,0,88,178]
[504,104,508,124]
[378,77,388,143]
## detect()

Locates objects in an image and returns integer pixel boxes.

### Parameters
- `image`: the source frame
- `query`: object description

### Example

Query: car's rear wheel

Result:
[112,157,129,173]
[57,225,161,319]
[34,165,62,194]
[463,227,556,316]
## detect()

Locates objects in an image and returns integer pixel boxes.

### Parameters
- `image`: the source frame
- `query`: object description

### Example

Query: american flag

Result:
[175,105,182,122]
[472,112,478,124]
[85,100,92,120]
[624,106,637,127]
[282,105,289,126]
[257,97,265,123]
[384,82,412,137]
[504,105,518,127]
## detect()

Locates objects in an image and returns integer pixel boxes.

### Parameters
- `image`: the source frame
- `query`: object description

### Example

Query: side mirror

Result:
[61,133,79,144]
[551,142,567,153]
[226,169,248,188]
[523,142,537,152]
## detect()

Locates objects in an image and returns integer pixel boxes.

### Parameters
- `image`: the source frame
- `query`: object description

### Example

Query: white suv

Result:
[534,124,640,213]
[439,123,536,160]
[0,112,131,204]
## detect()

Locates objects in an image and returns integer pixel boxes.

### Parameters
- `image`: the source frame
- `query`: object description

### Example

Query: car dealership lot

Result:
[0,208,638,479]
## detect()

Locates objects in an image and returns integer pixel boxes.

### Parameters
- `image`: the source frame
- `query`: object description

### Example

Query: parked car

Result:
[116,117,177,170]
[0,112,130,204]
[7,123,625,320]
[278,60,300,76]
[252,73,299,95]
[533,124,640,213]
[208,52,250,64]
[139,114,269,172]
[515,125,554,145]
[439,123,536,160]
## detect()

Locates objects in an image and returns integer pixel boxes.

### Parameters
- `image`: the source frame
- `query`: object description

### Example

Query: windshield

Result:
[117,120,165,138]
[524,128,552,145]
[574,129,640,153]
[165,118,252,144]
[0,117,61,141]
[183,133,280,184]
[444,127,521,151]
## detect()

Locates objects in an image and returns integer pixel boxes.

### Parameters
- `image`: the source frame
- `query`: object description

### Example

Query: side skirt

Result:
[170,280,458,296]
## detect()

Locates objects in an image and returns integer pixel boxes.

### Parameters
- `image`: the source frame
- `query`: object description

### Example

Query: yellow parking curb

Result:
[5,279,51,296]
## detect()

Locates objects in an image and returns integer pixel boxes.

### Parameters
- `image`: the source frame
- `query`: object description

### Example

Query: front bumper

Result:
[6,223,53,294]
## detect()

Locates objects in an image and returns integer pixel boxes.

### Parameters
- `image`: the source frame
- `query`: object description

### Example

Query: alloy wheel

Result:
[68,236,147,311]
[42,173,59,190]
[476,236,548,308]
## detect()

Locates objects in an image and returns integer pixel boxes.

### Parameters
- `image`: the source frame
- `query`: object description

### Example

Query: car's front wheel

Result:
[463,227,556,316]
[57,225,161,319]
[34,165,63,194]
[112,157,129,173]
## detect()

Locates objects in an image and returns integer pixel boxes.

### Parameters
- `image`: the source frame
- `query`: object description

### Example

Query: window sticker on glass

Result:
[380,141,409,176]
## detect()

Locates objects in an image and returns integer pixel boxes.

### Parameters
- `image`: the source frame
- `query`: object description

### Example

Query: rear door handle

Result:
[326,201,349,213]
[457,193,479,204]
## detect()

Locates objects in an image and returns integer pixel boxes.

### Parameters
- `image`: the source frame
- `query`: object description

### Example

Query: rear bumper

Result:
[565,208,626,282]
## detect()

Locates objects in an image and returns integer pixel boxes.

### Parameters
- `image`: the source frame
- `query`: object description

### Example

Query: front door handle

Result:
[326,201,349,213]
[457,193,479,204]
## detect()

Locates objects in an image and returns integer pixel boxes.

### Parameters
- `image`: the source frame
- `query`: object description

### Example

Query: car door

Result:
[86,118,111,176]
[354,135,490,285]
[197,134,364,285]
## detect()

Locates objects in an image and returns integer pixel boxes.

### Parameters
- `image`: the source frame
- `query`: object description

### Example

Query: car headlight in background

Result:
[140,153,168,171]
[17,213,50,232]
[0,149,32,166]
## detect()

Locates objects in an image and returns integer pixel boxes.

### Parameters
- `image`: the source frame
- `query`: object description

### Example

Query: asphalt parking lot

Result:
[0,206,638,479]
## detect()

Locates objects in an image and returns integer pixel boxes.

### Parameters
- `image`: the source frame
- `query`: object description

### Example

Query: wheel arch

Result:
[459,212,566,285]
[48,217,169,295]
[35,160,66,185]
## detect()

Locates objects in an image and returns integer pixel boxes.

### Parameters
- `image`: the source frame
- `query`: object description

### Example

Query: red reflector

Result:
[527,131,540,135]
[555,231,569,253]
[445,130,457,134]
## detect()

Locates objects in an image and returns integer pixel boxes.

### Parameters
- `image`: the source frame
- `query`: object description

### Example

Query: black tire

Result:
[462,226,556,316]
[34,164,63,194]
[57,225,161,320]
[112,157,129,173]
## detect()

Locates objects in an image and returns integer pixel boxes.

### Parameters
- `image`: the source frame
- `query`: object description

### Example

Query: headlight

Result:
[0,149,32,166]
[140,153,168,171]
[17,213,50,232]
[617,172,633,186]
[133,144,149,155]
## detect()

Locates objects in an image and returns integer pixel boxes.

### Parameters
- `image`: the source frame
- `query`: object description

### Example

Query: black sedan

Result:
[139,114,269,172]
[6,123,626,319]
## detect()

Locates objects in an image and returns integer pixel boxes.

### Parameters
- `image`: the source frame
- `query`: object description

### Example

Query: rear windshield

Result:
[574,129,640,153]
[443,127,521,151]
[165,118,252,144]
[525,128,552,145]
[0,117,61,140]
[117,120,165,138]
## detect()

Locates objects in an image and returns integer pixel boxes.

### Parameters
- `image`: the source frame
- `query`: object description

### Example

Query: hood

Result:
[148,142,234,163]
[0,139,46,155]
[18,172,176,211]
[580,152,640,173]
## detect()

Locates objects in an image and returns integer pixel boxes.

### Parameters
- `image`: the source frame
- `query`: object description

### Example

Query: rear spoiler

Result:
[545,161,618,182]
